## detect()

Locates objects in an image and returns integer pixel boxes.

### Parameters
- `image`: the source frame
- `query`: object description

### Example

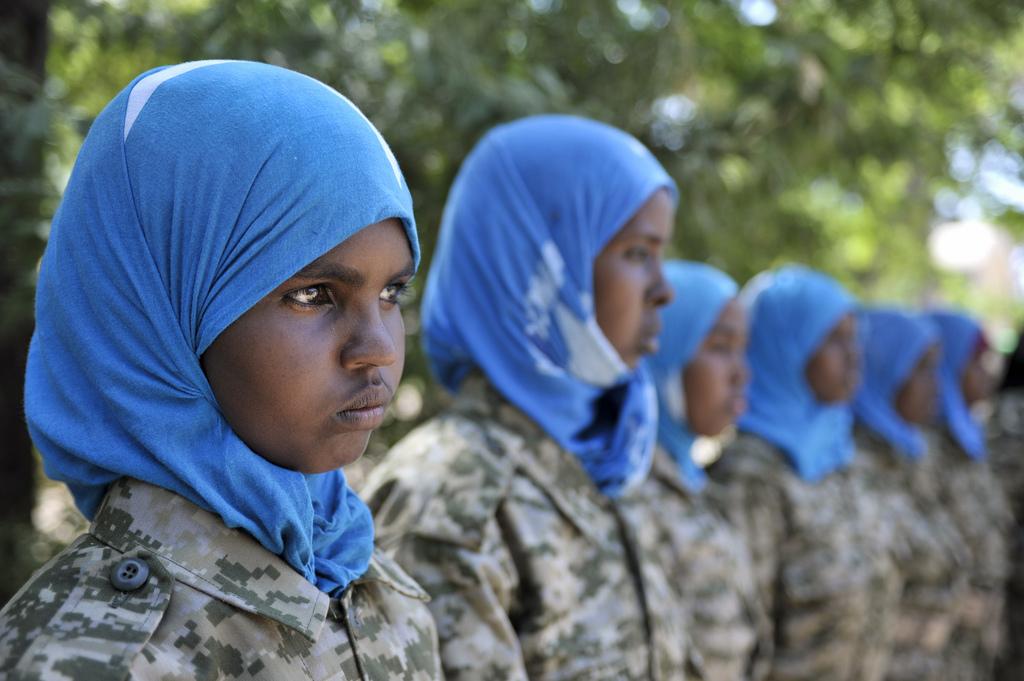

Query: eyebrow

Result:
[293,258,415,287]
[625,220,669,243]
[617,230,666,246]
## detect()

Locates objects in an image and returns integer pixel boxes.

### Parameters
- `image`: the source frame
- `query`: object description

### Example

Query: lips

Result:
[638,317,663,354]
[334,383,393,430]
[643,316,662,340]
[730,394,748,417]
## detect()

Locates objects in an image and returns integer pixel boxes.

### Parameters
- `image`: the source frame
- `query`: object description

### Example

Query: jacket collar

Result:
[648,445,694,497]
[452,375,613,543]
[89,478,430,641]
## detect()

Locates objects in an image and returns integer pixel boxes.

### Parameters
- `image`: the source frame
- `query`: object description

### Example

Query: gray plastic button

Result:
[110,557,150,592]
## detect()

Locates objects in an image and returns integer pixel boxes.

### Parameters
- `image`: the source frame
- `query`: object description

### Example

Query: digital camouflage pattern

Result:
[626,446,769,681]
[0,478,442,680]
[925,428,1012,681]
[707,432,901,681]
[850,426,969,681]
[361,375,701,681]
[986,389,1024,681]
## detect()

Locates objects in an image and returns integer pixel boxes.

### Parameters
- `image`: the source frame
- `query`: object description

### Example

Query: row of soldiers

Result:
[0,60,1021,681]
[361,256,1023,681]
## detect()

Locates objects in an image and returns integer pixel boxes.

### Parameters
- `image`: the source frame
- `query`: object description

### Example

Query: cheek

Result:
[828,352,850,383]
[807,349,846,399]
[202,312,332,466]
[595,259,650,307]
[594,266,643,339]
[911,383,934,415]
[820,346,851,381]
[239,322,337,428]
[383,310,407,383]
[899,378,934,423]
[684,360,731,432]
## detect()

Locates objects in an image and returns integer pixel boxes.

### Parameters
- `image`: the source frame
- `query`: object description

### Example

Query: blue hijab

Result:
[929,310,986,459]
[24,61,418,595]
[647,261,739,491]
[853,309,939,459]
[738,265,857,481]
[422,115,677,497]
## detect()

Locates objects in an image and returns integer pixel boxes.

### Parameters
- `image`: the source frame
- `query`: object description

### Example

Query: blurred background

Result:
[2,0,1023,605]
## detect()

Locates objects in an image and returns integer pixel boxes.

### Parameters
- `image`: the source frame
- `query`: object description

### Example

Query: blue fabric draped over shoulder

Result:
[929,310,986,459]
[853,308,938,458]
[738,265,857,482]
[24,60,418,595]
[646,261,738,491]
[421,114,677,497]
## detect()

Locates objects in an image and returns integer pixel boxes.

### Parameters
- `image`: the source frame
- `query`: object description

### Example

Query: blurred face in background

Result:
[683,299,749,436]
[896,343,940,424]
[805,312,861,403]
[593,189,675,368]
[961,345,995,406]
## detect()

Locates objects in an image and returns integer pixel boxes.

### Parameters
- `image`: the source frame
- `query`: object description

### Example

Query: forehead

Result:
[826,312,857,336]
[607,189,675,243]
[294,218,413,282]
[711,299,747,332]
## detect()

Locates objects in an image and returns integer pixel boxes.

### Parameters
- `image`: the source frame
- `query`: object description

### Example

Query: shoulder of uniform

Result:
[363,412,517,551]
[355,549,431,602]
[713,432,783,478]
[707,434,790,514]
[0,533,173,680]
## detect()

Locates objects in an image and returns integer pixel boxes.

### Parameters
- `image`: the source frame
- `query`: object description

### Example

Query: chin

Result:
[306,435,373,473]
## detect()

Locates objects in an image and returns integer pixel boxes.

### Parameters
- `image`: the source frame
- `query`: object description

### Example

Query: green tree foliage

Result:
[41,0,1024,442]
[1,2,1020,595]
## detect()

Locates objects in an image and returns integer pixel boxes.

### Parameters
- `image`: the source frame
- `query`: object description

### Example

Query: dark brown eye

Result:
[380,282,412,306]
[624,245,651,262]
[286,285,333,307]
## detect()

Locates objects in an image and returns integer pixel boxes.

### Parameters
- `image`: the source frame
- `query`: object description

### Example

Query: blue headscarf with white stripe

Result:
[24,61,418,595]
[930,310,987,459]
[647,261,738,491]
[853,308,939,458]
[422,115,677,497]
[739,265,857,481]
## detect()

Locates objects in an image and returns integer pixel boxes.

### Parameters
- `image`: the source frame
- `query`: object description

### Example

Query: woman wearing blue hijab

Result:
[635,260,770,681]
[927,310,1011,681]
[708,265,900,681]
[362,115,698,680]
[850,308,969,681]
[0,61,441,679]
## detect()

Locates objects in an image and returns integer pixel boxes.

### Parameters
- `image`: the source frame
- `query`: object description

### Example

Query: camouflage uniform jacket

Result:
[850,426,968,681]
[925,427,1012,681]
[0,478,442,681]
[707,432,901,681]
[627,446,770,681]
[990,389,1024,681]
[361,375,700,681]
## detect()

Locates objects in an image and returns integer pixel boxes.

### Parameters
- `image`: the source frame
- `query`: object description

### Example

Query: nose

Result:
[647,261,673,308]
[339,307,401,370]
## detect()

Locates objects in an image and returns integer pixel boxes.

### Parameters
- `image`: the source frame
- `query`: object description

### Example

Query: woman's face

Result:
[202,219,414,473]
[683,299,749,437]
[593,189,675,368]
[895,343,940,424]
[961,347,994,406]
[805,312,861,404]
